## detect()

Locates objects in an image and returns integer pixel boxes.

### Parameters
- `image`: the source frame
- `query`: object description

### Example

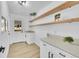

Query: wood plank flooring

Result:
[7,42,40,58]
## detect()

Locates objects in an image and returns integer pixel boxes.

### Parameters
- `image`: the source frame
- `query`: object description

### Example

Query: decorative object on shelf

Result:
[55,13,61,21]
[14,20,22,31]
[1,16,7,32]
[30,12,37,16]
[64,36,74,43]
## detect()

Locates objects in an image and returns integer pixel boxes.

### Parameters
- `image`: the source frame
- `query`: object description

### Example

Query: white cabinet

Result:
[55,48,75,58]
[51,46,75,58]
[40,44,49,58]
[40,41,53,58]
[10,32,25,44]
[25,31,35,44]
[40,41,75,58]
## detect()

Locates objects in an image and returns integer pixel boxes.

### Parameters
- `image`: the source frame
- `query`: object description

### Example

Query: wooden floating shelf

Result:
[30,17,79,27]
[30,1,79,22]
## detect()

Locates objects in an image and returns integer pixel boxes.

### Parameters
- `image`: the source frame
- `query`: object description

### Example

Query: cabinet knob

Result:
[48,51,50,58]
[51,54,53,58]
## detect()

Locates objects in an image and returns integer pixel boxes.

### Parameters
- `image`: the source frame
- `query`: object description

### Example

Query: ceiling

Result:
[7,1,52,16]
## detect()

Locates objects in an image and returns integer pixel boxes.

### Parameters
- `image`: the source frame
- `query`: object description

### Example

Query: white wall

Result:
[31,2,79,46]
[0,1,10,57]
[0,1,32,57]
[9,13,30,44]
[31,1,65,21]
[0,9,1,46]
[0,1,32,45]
[10,13,30,32]
[32,2,79,25]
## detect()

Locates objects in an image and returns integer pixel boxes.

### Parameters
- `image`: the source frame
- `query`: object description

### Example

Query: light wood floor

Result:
[7,42,40,58]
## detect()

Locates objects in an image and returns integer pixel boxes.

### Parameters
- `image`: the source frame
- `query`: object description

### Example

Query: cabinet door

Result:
[40,42,52,58]
[11,32,25,43]
[51,46,58,58]
[25,33,34,44]
[40,45,49,58]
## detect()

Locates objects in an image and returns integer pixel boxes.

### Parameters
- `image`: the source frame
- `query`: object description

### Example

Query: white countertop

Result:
[42,35,79,57]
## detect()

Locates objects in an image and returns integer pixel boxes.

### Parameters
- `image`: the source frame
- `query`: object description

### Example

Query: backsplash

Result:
[33,22,79,41]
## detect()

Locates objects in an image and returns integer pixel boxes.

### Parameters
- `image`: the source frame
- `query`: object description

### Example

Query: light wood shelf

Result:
[30,17,79,27]
[30,1,79,22]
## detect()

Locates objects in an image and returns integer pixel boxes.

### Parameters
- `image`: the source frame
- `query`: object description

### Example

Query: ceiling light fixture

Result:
[18,1,29,7]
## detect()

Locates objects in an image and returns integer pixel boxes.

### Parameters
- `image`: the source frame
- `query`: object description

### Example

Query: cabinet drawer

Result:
[40,40,75,58]
[55,48,75,58]
[51,45,75,58]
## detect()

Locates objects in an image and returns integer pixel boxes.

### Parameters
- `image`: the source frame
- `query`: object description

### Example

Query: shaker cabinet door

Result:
[40,41,52,58]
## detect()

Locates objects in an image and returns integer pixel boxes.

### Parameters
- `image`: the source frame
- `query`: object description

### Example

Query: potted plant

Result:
[64,36,74,43]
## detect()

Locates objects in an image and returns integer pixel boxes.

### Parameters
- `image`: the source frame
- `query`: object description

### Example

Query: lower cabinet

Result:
[40,41,53,58]
[25,32,35,44]
[10,32,25,44]
[40,41,75,58]
[54,49,75,58]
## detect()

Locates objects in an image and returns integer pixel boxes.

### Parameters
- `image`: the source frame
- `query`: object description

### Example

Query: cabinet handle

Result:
[25,35,26,37]
[48,51,50,58]
[43,44,46,46]
[8,32,10,35]
[51,54,53,58]
[59,53,66,57]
